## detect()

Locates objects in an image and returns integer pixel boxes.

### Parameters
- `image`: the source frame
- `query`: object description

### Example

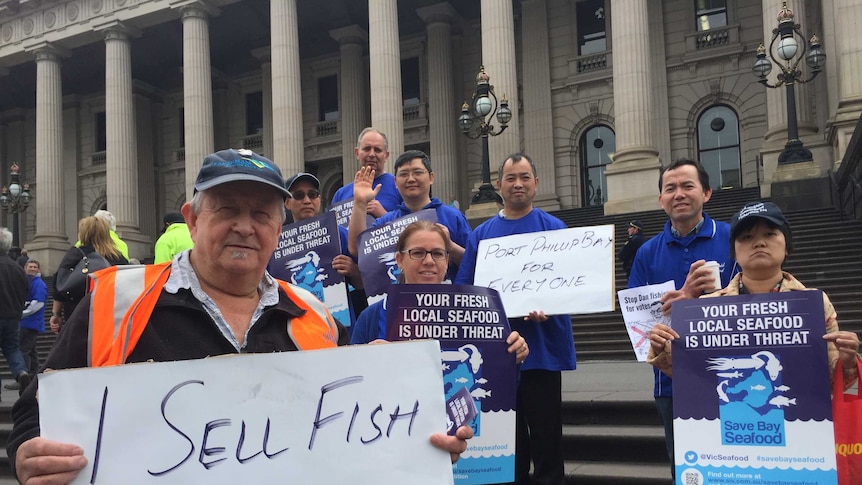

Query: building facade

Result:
[0,0,859,270]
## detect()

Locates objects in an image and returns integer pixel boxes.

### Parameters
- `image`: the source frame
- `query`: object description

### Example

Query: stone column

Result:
[602,0,661,215]
[26,43,70,272]
[252,47,273,159]
[520,0,559,211]
[417,3,460,208]
[271,0,304,175]
[103,25,145,253]
[829,0,862,163]
[480,0,520,165]
[368,0,404,156]
[330,25,369,185]
[181,4,215,198]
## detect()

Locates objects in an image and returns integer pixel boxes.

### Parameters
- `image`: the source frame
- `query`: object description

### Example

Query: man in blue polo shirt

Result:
[330,127,402,217]
[347,150,471,276]
[628,158,735,482]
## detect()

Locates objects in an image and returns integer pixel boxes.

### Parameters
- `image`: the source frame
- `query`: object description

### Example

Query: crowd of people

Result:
[0,126,858,485]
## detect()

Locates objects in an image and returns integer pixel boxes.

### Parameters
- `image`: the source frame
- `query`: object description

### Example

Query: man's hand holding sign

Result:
[29,343,456,485]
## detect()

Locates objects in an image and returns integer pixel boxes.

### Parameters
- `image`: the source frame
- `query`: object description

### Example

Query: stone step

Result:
[565,461,670,485]
[563,424,667,462]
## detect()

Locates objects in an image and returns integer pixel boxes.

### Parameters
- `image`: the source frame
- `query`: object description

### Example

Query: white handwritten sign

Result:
[39,341,453,485]
[473,225,615,317]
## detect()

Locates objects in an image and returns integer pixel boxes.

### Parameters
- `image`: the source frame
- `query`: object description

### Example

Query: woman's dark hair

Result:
[729,218,793,260]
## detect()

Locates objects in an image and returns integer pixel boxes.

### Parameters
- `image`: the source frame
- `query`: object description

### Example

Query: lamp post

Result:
[0,163,31,248]
[752,1,826,165]
[458,66,512,204]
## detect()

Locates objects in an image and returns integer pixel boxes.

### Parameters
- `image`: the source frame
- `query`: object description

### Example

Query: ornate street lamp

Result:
[458,66,512,204]
[0,163,31,248]
[752,1,826,165]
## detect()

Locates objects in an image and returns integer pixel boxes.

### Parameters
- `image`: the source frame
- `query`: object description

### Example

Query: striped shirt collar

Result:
[164,250,280,351]
[670,217,705,238]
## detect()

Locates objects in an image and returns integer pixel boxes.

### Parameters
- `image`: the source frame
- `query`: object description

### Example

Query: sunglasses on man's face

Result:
[291,190,320,201]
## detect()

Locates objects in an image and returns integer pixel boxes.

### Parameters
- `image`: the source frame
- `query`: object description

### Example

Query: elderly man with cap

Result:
[617,219,648,278]
[281,172,366,328]
[8,148,472,484]
[153,211,194,264]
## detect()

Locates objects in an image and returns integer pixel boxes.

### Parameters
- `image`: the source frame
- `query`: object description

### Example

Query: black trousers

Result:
[512,369,564,485]
[19,327,39,374]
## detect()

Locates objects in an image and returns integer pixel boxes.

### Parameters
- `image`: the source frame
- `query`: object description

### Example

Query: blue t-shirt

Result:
[628,212,735,398]
[331,172,403,213]
[455,209,577,372]
[350,297,387,345]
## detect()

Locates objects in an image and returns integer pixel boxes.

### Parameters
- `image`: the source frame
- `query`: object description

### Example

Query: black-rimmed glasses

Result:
[400,248,448,261]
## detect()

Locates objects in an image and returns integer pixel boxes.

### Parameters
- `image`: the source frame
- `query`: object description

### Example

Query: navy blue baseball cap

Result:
[285,172,320,192]
[194,148,290,199]
[730,201,789,238]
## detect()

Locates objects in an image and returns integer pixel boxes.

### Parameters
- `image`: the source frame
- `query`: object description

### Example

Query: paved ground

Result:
[562,359,654,402]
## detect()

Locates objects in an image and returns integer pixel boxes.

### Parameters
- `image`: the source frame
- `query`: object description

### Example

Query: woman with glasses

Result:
[350,221,529,365]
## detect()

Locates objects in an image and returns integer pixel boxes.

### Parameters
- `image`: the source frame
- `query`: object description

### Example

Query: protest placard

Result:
[473,225,615,318]
[268,211,350,326]
[671,291,837,485]
[617,280,675,361]
[39,341,454,485]
[385,284,517,484]
[357,209,438,304]
[328,198,375,228]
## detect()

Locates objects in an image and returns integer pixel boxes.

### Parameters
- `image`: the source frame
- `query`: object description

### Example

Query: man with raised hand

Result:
[330,127,402,217]
[347,150,471,272]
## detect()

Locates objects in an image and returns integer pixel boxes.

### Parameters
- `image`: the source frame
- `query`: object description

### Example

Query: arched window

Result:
[580,125,615,207]
[697,105,740,189]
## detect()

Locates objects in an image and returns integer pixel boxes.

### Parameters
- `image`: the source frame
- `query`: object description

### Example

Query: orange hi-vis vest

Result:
[86,263,339,367]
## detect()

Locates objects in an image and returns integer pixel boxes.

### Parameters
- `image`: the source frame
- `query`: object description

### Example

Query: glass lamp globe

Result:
[474,96,492,117]
[752,56,772,79]
[777,36,798,61]
[806,45,826,70]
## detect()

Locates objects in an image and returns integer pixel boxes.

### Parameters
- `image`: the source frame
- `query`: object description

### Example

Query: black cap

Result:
[730,201,788,237]
[629,220,644,230]
[163,212,185,225]
[285,172,320,193]
[194,148,290,199]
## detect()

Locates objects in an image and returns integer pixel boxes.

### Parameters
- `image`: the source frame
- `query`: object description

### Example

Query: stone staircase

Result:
[549,187,862,484]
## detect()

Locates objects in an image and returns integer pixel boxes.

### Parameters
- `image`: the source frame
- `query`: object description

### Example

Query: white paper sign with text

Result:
[617,281,676,361]
[473,225,615,317]
[39,341,453,485]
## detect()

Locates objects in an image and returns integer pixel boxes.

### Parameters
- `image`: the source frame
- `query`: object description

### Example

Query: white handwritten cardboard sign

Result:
[473,225,615,318]
[39,341,453,485]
